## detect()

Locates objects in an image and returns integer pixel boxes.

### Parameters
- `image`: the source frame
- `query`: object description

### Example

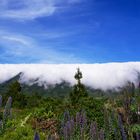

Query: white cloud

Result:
[0,31,34,46]
[0,0,55,20]
[0,32,36,57]
[0,0,81,20]
[1,36,31,46]
[0,62,140,90]
[0,31,82,63]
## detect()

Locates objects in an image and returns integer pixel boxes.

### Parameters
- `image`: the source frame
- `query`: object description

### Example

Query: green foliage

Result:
[131,124,140,133]
[33,107,56,119]
[79,97,105,127]
[1,69,140,139]
[5,81,21,100]
[9,81,21,94]
[0,124,34,140]
[4,81,28,108]
[70,68,88,104]
[0,92,140,140]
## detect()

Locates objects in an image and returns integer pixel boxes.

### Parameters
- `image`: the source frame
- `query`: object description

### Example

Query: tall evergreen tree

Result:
[70,68,88,104]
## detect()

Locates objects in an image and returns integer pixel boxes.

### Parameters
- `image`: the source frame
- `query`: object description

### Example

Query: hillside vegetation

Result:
[0,69,140,140]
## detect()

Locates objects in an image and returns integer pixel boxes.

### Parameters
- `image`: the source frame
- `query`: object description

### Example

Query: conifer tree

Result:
[70,68,88,104]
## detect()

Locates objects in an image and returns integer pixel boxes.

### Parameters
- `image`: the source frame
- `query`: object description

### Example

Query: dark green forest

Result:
[0,69,140,140]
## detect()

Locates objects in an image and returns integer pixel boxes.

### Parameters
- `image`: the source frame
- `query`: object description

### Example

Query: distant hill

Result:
[0,73,72,97]
[0,73,130,97]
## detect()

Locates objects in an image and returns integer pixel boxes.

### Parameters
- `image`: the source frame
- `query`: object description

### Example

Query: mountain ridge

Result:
[0,73,137,97]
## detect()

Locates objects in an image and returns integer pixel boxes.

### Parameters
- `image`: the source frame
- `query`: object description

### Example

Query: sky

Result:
[0,0,140,63]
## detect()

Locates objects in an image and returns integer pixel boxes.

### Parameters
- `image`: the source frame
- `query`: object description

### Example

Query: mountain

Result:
[0,73,129,97]
[0,73,73,97]
[0,73,22,94]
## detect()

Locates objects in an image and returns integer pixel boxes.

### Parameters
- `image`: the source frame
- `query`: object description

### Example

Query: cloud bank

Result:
[0,62,140,90]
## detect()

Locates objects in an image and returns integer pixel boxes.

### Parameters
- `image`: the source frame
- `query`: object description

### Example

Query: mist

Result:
[0,62,140,90]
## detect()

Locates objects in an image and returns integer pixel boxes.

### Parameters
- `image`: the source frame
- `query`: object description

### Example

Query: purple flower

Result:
[80,110,87,129]
[118,115,127,140]
[99,129,104,140]
[70,117,75,130]
[0,95,2,108]
[3,97,12,121]
[66,121,72,135]
[76,110,87,130]
[63,125,68,140]
[80,127,84,140]
[76,112,81,127]
[90,122,98,140]
[61,111,71,139]
[64,111,70,122]
[34,132,40,140]
[63,119,75,139]
[79,110,87,139]
[136,133,140,140]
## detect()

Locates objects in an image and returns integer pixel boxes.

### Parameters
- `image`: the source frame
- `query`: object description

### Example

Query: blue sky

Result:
[0,0,140,63]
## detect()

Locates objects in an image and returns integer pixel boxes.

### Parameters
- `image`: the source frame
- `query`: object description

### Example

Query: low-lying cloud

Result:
[0,62,140,90]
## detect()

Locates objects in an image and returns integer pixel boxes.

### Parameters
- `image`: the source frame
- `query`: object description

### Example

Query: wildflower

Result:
[63,125,68,140]
[136,133,140,140]
[99,129,104,140]
[0,95,2,107]
[3,97,12,121]
[118,115,127,140]
[34,132,40,140]
[90,122,98,140]
[76,112,81,127]
[64,111,70,122]
[80,110,87,129]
